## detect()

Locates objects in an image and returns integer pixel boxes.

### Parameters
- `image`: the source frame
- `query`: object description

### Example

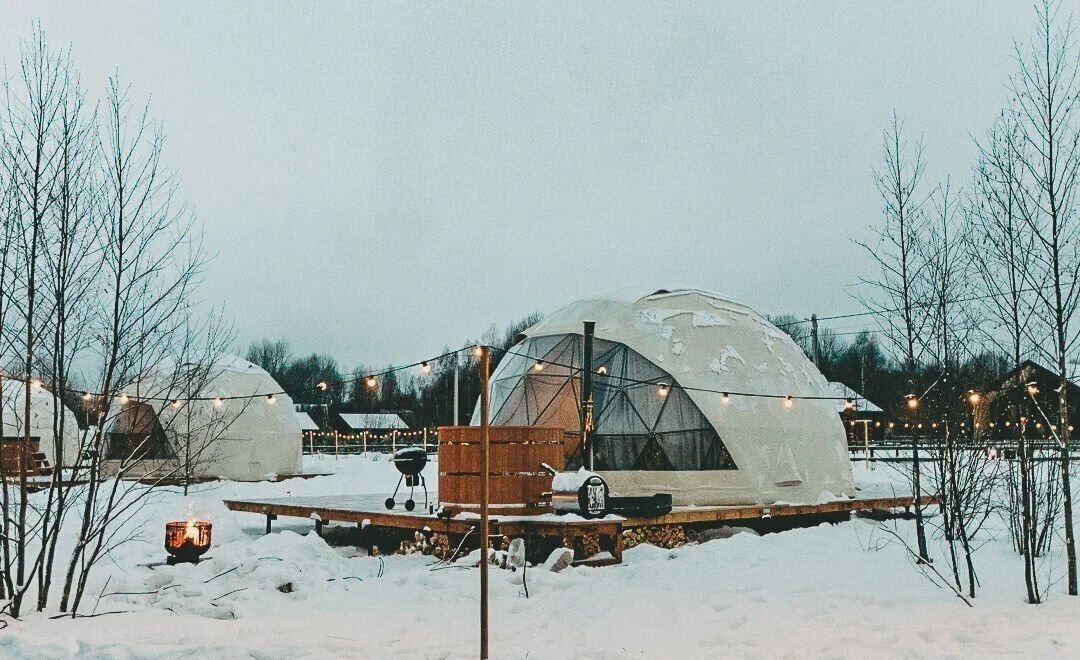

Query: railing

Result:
[848,436,1080,463]
[303,428,439,456]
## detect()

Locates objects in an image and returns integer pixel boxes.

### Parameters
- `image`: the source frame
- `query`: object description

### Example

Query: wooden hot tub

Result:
[437,426,564,515]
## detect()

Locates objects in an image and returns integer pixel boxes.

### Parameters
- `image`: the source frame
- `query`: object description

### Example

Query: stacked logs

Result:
[396,530,452,558]
[563,533,600,558]
[621,525,687,550]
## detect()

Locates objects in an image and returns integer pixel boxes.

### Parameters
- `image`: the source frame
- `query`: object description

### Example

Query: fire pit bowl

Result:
[165,520,212,565]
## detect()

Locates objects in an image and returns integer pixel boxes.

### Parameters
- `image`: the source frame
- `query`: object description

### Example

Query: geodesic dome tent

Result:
[105,355,302,481]
[1,379,82,468]
[473,289,855,506]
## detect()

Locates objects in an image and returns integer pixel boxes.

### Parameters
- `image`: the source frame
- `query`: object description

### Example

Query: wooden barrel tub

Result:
[437,426,565,515]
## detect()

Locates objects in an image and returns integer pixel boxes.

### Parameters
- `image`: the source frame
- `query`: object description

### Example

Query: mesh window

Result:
[481,334,737,471]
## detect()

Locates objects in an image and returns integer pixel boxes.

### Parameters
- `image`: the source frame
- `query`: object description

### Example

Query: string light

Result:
[267,394,276,403]
[317,381,328,391]
[81,392,91,401]
[784,395,793,408]
[31,380,42,390]
[721,392,730,403]
[366,376,377,389]
[1027,383,1039,396]
[213,397,224,408]
[473,345,483,357]
[658,384,670,398]
[596,365,608,375]
[119,394,130,404]
[844,398,854,411]
[420,362,431,374]
[533,360,545,372]
[906,394,918,410]
[170,400,181,409]
[967,390,981,405]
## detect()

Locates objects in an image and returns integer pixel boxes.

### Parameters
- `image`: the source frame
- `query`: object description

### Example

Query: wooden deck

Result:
[224,490,935,566]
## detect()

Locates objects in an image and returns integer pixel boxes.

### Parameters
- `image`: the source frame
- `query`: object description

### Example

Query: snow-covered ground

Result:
[3,455,1079,659]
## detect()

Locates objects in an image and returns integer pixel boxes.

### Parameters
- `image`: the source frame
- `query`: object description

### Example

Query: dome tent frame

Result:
[476,289,855,506]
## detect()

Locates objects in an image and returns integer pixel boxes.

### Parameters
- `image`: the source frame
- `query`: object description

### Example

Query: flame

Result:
[184,519,200,542]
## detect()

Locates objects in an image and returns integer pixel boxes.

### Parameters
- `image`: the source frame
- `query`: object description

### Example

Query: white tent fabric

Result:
[110,355,302,481]
[478,289,855,506]
[1,379,82,468]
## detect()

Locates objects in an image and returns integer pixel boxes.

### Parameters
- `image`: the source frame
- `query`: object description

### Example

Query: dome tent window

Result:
[477,333,736,472]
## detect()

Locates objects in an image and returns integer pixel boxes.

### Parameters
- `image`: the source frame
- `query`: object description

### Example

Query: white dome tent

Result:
[1,379,82,468]
[104,355,302,482]
[474,289,855,506]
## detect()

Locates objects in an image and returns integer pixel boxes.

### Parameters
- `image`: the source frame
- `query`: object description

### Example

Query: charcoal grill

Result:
[385,446,429,512]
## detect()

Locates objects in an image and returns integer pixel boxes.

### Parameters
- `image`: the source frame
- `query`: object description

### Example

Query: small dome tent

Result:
[1,379,82,468]
[105,355,302,481]
[474,289,855,506]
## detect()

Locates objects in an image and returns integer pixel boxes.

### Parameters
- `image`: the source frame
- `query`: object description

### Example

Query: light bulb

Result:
[658,384,670,398]
[533,361,545,372]
[213,398,224,408]
[421,362,431,374]
[784,395,793,408]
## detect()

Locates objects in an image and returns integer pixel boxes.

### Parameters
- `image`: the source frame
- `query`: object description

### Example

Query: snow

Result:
[4,457,1080,659]
[710,345,746,373]
[691,311,731,328]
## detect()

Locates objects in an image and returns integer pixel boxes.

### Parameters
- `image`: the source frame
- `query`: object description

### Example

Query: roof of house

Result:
[826,381,884,414]
[338,413,408,430]
[294,411,319,431]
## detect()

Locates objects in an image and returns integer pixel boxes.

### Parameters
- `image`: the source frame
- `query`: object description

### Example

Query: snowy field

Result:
[2,455,1079,659]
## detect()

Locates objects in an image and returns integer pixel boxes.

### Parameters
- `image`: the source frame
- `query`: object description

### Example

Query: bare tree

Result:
[0,26,72,619]
[1012,0,1080,596]
[59,75,210,615]
[969,111,1051,603]
[857,111,934,562]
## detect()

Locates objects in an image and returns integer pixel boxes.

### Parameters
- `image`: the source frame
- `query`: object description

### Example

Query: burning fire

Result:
[184,519,200,543]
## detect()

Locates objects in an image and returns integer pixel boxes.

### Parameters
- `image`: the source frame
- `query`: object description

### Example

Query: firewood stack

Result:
[397,530,451,557]
[621,525,687,550]
[563,532,601,558]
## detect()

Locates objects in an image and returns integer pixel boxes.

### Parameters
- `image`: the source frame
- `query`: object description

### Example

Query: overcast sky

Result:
[1,1,1040,369]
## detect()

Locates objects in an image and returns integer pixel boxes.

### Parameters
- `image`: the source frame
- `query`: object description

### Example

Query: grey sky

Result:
[2,1,1037,369]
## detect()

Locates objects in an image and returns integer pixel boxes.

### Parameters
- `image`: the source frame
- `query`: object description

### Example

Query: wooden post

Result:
[479,345,491,660]
[423,427,428,452]
[392,429,397,453]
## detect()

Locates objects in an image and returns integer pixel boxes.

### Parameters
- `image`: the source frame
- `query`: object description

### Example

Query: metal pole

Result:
[363,431,367,455]
[454,355,460,427]
[423,427,428,452]
[581,321,596,470]
[810,313,821,369]
[479,346,491,660]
